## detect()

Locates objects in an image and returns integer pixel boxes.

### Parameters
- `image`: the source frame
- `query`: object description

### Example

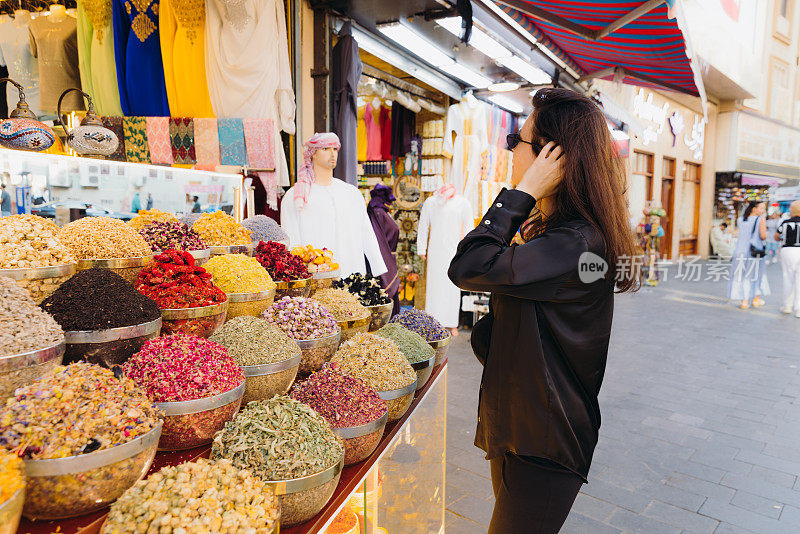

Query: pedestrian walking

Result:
[130,193,142,214]
[728,201,770,309]
[146,193,153,210]
[449,88,638,534]
[776,200,800,317]
[766,211,781,264]
[0,184,11,217]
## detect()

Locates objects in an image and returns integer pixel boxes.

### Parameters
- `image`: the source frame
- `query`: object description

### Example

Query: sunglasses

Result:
[506,132,546,154]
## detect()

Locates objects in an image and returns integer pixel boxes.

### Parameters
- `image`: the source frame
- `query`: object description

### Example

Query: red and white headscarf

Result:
[294,132,341,210]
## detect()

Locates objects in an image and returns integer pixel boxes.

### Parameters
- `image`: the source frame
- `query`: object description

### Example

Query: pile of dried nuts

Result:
[0,214,75,268]
[58,217,152,260]
[105,459,280,534]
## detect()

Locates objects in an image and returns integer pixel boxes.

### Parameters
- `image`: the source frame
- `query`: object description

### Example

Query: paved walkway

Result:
[444,260,800,533]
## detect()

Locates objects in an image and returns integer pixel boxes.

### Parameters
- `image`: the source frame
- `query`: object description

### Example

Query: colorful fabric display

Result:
[169,117,196,164]
[194,117,220,170]
[122,116,150,163]
[218,118,246,166]
[243,118,277,209]
[146,116,173,164]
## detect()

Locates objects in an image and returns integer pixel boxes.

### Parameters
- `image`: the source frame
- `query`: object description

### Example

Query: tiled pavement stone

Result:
[444,262,800,532]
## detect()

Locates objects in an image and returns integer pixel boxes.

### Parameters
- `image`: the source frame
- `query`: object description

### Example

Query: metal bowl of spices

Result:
[295,329,341,375]
[210,243,254,257]
[0,263,76,304]
[377,379,417,422]
[160,299,229,338]
[275,276,314,299]
[312,269,340,292]
[411,353,436,391]
[429,333,451,367]
[265,453,345,526]
[0,487,24,534]
[226,288,276,320]
[76,255,154,284]
[366,301,393,332]
[63,317,162,368]
[155,381,246,451]
[241,350,302,405]
[0,340,65,400]
[22,423,162,520]
[334,411,388,466]
[337,312,371,344]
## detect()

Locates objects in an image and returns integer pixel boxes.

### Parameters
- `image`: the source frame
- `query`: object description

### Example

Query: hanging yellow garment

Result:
[357,103,367,161]
[159,0,214,117]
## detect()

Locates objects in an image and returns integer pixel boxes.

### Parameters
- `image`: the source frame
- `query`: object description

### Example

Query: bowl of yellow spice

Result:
[192,211,254,257]
[0,452,24,534]
[203,254,277,320]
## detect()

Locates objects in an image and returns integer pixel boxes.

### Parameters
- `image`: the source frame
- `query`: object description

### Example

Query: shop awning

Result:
[492,0,706,102]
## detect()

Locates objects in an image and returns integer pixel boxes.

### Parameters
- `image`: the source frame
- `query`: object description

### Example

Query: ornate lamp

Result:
[0,78,56,151]
[57,88,118,158]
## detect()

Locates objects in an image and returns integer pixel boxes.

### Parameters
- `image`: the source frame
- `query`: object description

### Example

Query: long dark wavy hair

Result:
[527,88,638,292]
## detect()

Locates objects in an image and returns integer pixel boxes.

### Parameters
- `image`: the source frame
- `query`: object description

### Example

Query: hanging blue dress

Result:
[112,0,170,116]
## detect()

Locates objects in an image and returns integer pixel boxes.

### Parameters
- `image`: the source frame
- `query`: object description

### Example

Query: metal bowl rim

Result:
[312,269,340,280]
[64,317,162,344]
[161,299,229,319]
[227,287,276,303]
[156,380,246,415]
[76,255,153,269]
[410,353,436,371]
[0,486,24,513]
[209,243,254,254]
[0,262,76,279]
[337,312,371,329]
[242,351,302,376]
[0,339,65,372]
[333,411,388,439]
[274,277,314,289]
[428,333,452,347]
[294,328,342,348]
[376,379,417,400]
[365,301,393,311]
[263,453,344,495]
[24,423,162,476]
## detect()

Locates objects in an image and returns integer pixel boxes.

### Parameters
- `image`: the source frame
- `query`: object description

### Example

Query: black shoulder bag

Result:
[749,216,766,258]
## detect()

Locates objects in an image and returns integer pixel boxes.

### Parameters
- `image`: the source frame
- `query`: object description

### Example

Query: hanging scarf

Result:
[243,118,277,209]
[294,132,341,210]
[170,117,196,165]
[194,118,220,170]
[218,118,246,165]
[146,116,173,165]
[123,117,150,163]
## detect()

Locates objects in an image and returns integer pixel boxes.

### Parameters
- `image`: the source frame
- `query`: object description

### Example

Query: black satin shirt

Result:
[448,188,614,481]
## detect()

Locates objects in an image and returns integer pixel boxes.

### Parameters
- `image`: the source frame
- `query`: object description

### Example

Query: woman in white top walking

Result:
[728,201,769,309]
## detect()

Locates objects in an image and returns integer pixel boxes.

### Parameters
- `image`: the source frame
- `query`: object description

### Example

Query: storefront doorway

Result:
[660,157,676,259]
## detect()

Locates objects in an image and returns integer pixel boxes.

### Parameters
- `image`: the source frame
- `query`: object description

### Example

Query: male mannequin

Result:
[281,132,387,278]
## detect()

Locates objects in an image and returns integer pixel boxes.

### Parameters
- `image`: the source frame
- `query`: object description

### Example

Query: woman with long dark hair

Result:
[728,200,769,308]
[449,88,638,533]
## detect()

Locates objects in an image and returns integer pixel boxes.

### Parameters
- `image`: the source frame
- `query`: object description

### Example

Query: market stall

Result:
[0,216,450,533]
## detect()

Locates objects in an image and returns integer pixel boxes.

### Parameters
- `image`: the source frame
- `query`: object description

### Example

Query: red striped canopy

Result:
[495,0,704,98]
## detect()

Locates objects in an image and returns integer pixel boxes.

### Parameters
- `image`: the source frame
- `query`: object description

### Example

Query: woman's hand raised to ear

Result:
[517,141,564,201]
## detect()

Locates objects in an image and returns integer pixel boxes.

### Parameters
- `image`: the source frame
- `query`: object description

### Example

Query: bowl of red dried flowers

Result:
[291,366,389,466]
[254,241,313,299]
[136,250,229,338]
[123,334,246,451]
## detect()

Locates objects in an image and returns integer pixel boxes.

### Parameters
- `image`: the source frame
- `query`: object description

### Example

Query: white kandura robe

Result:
[443,99,489,219]
[205,0,295,187]
[281,179,387,278]
[417,194,473,328]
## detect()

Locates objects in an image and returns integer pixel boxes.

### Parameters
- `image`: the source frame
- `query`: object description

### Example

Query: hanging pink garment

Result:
[379,105,391,160]
[146,117,173,165]
[194,118,220,171]
[364,103,382,160]
[243,118,278,210]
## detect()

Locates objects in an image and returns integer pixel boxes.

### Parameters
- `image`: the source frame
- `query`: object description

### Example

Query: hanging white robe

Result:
[205,0,295,186]
[442,99,489,219]
[417,194,473,328]
[281,179,387,278]
[0,17,40,116]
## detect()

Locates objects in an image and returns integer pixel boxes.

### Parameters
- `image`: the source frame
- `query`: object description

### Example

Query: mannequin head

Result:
[312,146,338,180]
[49,3,67,20]
[13,9,31,22]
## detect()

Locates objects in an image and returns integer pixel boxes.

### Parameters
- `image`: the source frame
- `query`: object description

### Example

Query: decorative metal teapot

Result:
[57,88,118,158]
[0,78,56,151]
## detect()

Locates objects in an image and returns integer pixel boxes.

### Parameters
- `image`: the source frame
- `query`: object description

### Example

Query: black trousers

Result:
[489,452,583,534]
